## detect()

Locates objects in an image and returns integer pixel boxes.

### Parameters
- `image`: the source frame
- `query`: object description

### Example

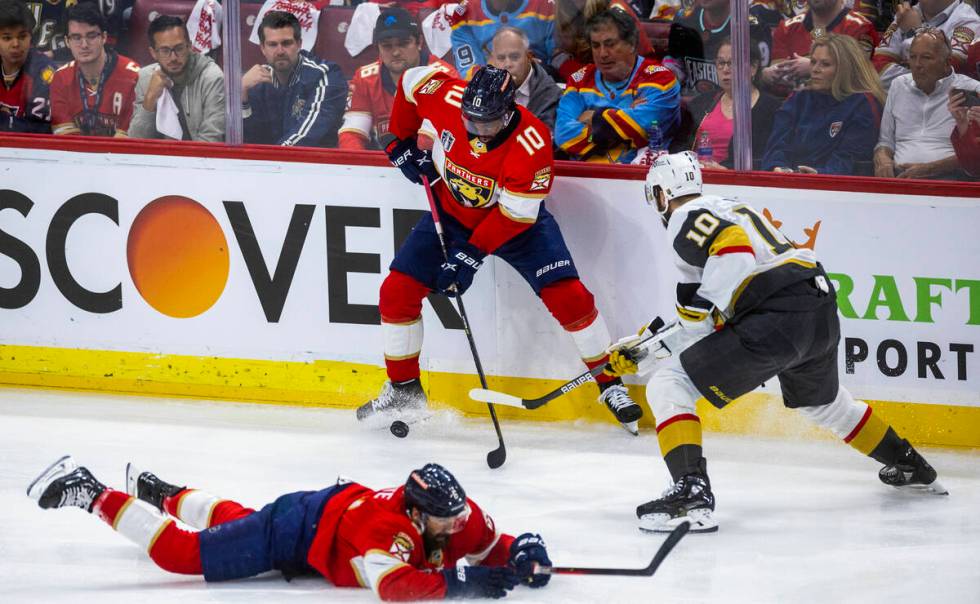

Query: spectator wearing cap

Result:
[339,7,457,150]
[875,28,980,178]
[130,15,225,142]
[873,0,980,89]
[488,26,561,131]
[450,0,556,79]
[242,10,347,147]
[555,9,680,163]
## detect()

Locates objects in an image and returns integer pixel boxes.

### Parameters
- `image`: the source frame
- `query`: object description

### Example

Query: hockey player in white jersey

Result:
[604,151,946,534]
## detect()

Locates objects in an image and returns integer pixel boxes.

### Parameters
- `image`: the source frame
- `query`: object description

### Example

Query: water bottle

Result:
[697,130,713,163]
[647,120,664,152]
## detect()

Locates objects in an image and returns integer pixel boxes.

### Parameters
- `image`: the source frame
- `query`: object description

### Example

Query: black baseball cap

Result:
[373,7,419,43]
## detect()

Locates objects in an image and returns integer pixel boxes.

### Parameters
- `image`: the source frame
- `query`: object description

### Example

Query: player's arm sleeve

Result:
[114,63,141,137]
[195,66,227,142]
[458,500,515,567]
[672,209,755,317]
[279,63,347,147]
[602,72,680,149]
[49,75,79,135]
[388,65,449,141]
[467,126,553,253]
[817,96,879,175]
[451,24,484,80]
[363,550,447,601]
[338,75,372,150]
[128,72,156,139]
[760,94,799,170]
[555,85,596,157]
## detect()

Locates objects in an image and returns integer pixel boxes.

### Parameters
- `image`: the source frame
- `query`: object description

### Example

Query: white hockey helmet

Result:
[644,151,702,216]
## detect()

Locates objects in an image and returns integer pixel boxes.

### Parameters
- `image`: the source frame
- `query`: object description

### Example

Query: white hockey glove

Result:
[658,311,715,359]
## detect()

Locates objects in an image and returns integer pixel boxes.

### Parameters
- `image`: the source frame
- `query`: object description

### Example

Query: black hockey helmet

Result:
[461,66,516,123]
[404,463,467,517]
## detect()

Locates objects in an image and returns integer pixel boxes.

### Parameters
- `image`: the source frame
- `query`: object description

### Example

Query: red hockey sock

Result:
[148,522,203,575]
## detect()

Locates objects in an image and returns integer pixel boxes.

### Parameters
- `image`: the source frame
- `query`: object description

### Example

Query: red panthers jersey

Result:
[771,8,879,61]
[0,49,56,133]
[50,52,139,137]
[306,484,513,600]
[389,66,555,253]
[339,54,457,150]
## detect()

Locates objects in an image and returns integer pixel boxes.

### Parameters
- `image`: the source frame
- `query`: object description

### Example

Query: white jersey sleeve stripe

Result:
[498,188,543,223]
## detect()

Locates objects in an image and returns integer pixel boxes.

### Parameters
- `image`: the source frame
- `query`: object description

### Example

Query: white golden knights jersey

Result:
[389,65,554,253]
[666,195,821,326]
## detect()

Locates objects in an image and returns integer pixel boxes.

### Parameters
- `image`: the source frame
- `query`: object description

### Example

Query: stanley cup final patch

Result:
[829,121,842,138]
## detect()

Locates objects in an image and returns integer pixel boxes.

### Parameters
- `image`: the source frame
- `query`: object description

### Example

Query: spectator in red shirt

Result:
[339,7,457,150]
[763,0,879,92]
[50,3,139,136]
[948,87,980,176]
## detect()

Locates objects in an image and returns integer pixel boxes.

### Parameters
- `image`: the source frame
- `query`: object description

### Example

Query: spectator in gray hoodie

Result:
[130,15,225,142]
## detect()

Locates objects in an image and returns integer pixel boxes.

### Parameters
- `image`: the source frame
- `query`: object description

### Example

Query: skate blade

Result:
[893,478,949,496]
[362,407,432,431]
[620,421,639,436]
[27,455,78,502]
[125,462,144,497]
[639,509,717,534]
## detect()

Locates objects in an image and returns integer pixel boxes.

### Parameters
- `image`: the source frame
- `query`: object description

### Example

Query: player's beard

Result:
[423,530,451,552]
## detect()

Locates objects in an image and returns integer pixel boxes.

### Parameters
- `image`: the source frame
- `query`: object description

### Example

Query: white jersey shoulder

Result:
[669,194,817,272]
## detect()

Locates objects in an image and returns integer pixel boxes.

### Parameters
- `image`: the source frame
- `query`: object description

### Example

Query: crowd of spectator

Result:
[1,0,979,180]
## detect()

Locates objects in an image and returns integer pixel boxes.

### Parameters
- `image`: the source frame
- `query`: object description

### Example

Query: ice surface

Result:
[1,388,977,603]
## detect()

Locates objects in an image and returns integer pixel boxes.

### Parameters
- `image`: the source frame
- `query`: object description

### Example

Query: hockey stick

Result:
[535,520,690,577]
[469,320,681,410]
[421,175,507,470]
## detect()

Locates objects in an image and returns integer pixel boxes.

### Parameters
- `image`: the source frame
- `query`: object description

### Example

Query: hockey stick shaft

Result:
[469,321,681,410]
[535,520,689,577]
[421,175,506,469]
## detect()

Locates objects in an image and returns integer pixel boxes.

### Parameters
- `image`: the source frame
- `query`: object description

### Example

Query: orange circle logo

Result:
[127,196,229,318]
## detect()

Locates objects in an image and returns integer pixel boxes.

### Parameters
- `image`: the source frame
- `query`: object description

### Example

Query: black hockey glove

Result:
[384,135,439,185]
[589,109,622,151]
[442,565,520,599]
[436,241,485,297]
[509,533,552,588]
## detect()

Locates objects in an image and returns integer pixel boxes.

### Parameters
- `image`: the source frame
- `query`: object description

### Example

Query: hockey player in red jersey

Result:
[359,64,644,434]
[603,152,947,534]
[50,3,139,137]
[29,458,552,600]
[339,6,457,150]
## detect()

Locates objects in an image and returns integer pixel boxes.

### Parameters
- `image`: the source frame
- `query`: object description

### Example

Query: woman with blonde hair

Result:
[762,34,885,175]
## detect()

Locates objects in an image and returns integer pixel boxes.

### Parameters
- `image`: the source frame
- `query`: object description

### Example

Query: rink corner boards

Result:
[0,344,977,450]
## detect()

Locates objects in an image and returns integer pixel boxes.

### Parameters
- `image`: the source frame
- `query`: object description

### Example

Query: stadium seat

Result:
[314,7,377,80]
[641,20,671,55]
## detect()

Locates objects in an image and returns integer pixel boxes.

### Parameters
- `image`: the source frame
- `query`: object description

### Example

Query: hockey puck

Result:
[390,420,410,438]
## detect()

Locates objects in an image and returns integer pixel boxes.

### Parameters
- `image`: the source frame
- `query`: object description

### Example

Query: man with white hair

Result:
[874,27,980,179]
[603,152,946,534]
[488,26,561,131]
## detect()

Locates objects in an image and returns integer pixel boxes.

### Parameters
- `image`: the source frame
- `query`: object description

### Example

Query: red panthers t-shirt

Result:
[50,51,139,136]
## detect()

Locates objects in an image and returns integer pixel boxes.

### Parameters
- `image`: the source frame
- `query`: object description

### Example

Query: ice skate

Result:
[356,378,427,422]
[125,463,185,511]
[879,440,948,495]
[637,460,717,533]
[598,381,642,435]
[27,455,106,512]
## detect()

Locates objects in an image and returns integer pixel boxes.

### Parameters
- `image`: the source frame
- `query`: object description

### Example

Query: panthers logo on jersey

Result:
[444,158,496,208]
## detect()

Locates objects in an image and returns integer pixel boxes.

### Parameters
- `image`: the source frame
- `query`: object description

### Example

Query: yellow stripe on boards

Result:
[0,345,977,448]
